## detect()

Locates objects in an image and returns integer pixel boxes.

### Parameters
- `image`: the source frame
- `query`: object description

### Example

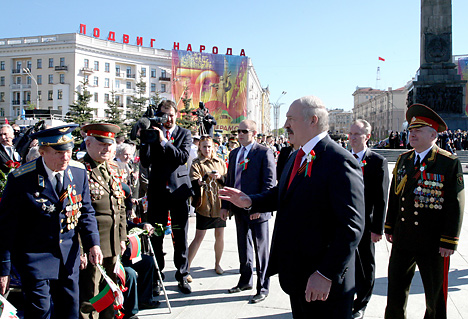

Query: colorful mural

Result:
[172,50,248,133]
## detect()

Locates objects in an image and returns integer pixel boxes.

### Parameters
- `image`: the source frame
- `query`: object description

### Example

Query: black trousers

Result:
[21,265,79,319]
[353,229,376,313]
[148,192,189,282]
[385,247,448,319]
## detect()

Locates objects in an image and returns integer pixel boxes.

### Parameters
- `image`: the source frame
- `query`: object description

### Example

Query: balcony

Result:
[159,76,171,82]
[116,72,125,78]
[81,67,94,74]
[126,73,136,79]
[11,69,23,74]
[23,100,31,104]
[12,100,20,105]
[55,65,68,72]
[11,84,31,90]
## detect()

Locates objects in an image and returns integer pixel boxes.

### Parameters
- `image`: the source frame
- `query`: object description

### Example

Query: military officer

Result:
[79,123,127,319]
[384,104,465,319]
[0,124,103,319]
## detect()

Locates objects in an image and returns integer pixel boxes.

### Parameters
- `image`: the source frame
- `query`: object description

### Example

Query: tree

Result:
[68,80,94,125]
[105,90,124,128]
[127,73,148,124]
[176,85,197,132]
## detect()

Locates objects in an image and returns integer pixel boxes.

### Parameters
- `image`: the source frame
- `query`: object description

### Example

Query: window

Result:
[27,61,32,70]
[38,91,42,101]
[27,76,32,85]
[126,96,131,105]
[116,66,120,76]
[115,95,120,105]
[57,89,63,100]
[104,78,109,88]
[105,62,110,72]
[93,77,98,87]
[115,80,120,88]
[141,67,146,77]
[16,61,22,71]
[48,74,53,84]
[84,75,89,83]
[104,93,109,102]
[16,77,21,85]
[60,74,65,84]
[151,83,156,92]
[48,90,53,100]
[126,82,131,89]
[161,83,166,93]
[161,69,166,78]
[0,61,4,71]
[150,68,156,78]
[37,75,42,85]
[37,59,42,69]
[0,92,4,102]
[94,61,99,71]
[0,108,4,117]
[60,58,65,67]
[94,93,98,102]
[0,77,4,86]
[84,59,89,68]
[49,58,53,68]
[126,67,132,77]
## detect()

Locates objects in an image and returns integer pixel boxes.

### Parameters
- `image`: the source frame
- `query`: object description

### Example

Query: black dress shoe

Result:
[178,280,192,294]
[228,285,253,293]
[250,293,267,303]
[352,310,365,319]
[139,300,161,310]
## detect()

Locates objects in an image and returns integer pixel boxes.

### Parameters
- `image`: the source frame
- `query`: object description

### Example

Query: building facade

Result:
[328,108,353,134]
[0,33,268,129]
[352,86,409,140]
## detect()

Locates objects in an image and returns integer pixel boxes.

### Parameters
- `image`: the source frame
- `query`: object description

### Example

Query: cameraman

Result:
[140,100,194,294]
[196,102,217,137]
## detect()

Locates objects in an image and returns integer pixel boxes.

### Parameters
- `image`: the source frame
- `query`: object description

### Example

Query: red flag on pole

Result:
[378,57,386,61]
[4,118,9,124]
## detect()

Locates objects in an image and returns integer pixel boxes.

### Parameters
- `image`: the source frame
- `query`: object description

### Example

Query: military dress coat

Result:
[385,145,464,252]
[80,154,127,258]
[0,158,100,280]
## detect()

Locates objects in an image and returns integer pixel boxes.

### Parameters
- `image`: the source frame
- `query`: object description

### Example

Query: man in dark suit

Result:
[140,100,193,294]
[220,96,365,318]
[0,124,103,319]
[79,123,128,319]
[0,124,21,173]
[384,104,464,319]
[220,119,276,304]
[349,119,389,319]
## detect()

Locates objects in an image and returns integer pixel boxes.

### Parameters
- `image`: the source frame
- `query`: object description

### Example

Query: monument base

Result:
[438,113,468,131]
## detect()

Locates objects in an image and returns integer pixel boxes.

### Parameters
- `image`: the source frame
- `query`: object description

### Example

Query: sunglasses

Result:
[237,129,251,134]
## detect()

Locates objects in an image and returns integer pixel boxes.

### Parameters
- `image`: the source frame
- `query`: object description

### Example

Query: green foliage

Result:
[105,90,124,129]
[127,73,149,124]
[67,80,94,125]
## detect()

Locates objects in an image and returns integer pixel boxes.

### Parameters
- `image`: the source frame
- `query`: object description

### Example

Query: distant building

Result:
[328,108,353,134]
[352,86,409,140]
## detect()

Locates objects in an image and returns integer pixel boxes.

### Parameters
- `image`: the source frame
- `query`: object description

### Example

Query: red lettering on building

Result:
[200,45,205,53]
[151,39,156,48]
[212,46,218,54]
[136,37,143,46]
[173,42,180,50]
[240,49,246,56]
[226,48,232,55]
[187,44,192,52]
[93,28,100,38]
[123,34,129,44]
[108,32,116,41]
[80,24,86,35]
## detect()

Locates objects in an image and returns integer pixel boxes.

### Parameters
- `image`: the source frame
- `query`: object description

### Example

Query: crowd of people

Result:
[0,96,464,319]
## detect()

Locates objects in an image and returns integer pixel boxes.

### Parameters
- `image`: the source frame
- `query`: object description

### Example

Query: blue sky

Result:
[2,0,468,126]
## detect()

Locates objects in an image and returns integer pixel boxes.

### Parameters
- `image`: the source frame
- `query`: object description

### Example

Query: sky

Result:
[2,0,468,127]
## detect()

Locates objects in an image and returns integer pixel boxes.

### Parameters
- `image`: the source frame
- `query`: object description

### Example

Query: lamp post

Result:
[22,68,39,111]
[272,91,287,137]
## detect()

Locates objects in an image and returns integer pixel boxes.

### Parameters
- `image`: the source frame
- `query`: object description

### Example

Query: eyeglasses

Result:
[237,129,251,134]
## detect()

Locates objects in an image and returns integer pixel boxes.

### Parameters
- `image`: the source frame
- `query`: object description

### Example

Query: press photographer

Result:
[139,100,194,294]
[193,102,217,137]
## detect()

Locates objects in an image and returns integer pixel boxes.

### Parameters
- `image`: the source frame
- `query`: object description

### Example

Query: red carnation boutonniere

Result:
[304,150,316,177]
[360,160,367,174]
[239,158,250,171]
[170,137,175,144]
[5,160,20,169]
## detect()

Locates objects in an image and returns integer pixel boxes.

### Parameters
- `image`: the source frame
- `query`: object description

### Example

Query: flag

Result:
[4,118,8,125]
[378,57,385,61]
[90,284,114,312]
[0,294,19,319]
[113,256,127,290]
[128,233,142,263]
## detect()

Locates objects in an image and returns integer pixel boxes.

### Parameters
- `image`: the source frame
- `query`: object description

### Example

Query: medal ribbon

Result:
[304,150,316,177]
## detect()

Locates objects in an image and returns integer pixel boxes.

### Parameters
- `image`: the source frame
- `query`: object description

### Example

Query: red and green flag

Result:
[89,284,114,312]
[128,233,142,263]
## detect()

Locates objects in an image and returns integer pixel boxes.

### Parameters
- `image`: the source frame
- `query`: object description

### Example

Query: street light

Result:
[272,91,287,137]
[22,68,39,111]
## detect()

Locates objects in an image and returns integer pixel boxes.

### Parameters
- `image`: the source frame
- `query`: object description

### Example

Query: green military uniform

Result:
[79,124,127,319]
[384,104,465,319]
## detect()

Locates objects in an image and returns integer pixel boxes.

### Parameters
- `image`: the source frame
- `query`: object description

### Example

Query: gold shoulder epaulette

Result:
[12,161,36,177]
[437,148,457,159]
[69,160,86,169]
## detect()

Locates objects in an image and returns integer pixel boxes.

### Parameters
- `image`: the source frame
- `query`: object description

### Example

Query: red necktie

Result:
[166,130,170,140]
[287,148,305,189]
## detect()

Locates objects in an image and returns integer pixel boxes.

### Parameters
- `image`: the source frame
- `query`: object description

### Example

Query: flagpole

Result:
[146,236,172,313]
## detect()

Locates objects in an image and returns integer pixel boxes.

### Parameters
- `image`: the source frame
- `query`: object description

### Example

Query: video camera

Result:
[192,102,208,125]
[130,103,169,142]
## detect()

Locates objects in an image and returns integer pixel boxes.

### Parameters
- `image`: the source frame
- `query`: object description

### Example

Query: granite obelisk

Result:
[407,0,468,130]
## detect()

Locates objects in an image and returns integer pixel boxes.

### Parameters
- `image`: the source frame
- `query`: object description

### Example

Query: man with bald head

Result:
[221,119,276,304]
[220,96,365,318]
